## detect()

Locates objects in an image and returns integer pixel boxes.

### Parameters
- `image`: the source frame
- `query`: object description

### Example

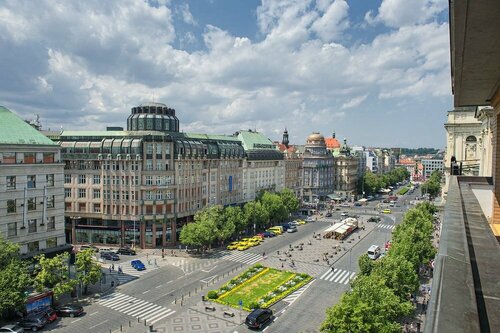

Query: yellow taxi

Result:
[247,239,261,247]
[267,227,282,235]
[382,209,392,214]
[237,243,251,251]
[227,241,240,250]
[296,220,306,225]
[252,235,263,242]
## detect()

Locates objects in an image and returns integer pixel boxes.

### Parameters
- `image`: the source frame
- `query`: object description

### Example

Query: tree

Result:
[320,274,412,333]
[279,188,300,214]
[372,255,419,301]
[74,249,102,295]
[244,201,269,231]
[358,254,375,276]
[0,236,31,318]
[33,253,76,298]
[224,206,246,235]
[260,192,288,223]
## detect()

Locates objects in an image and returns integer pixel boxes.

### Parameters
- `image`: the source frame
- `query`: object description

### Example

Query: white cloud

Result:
[177,3,197,26]
[0,0,451,147]
[341,95,368,109]
[367,0,448,28]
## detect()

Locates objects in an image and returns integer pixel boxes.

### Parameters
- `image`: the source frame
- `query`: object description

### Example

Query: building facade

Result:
[302,132,334,203]
[421,159,444,179]
[0,106,68,257]
[276,129,303,199]
[332,139,359,201]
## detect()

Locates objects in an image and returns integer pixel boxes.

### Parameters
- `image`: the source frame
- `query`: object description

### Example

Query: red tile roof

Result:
[325,137,340,149]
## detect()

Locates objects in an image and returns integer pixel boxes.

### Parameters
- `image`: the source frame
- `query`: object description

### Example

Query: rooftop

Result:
[236,130,276,151]
[0,106,56,146]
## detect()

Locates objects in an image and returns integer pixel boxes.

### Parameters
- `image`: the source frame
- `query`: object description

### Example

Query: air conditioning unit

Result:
[97,154,103,160]
[107,154,112,160]
[117,154,122,160]
[126,154,131,160]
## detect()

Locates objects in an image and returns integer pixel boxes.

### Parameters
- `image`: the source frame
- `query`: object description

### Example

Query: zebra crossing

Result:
[318,268,356,285]
[97,292,176,324]
[378,224,396,230]
[170,258,219,273]
[109,258,160,285]
[282,282,314,304]
[211,251,263,265]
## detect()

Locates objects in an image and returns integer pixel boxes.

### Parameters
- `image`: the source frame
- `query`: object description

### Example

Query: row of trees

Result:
[320,202,437,333]
[361,167,411,195]
[179,188,299,251]
[421,170,442,199]
[0,236,102,319]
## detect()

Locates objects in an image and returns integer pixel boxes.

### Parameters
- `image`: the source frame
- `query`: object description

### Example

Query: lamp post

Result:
[133,218,137,250]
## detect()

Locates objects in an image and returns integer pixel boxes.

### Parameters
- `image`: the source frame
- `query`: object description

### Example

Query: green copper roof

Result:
[184,132,240,142]
[0,106,56,146]
[236,130,276,151]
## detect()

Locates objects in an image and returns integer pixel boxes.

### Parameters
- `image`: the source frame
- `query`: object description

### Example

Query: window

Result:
[7,199,16,213]
[93,203,101,213]
[93,175,101,184]
[7,222,17,237]
[6,176,16,189]
[78,189,86,198]
[156,144,162,155]
[45,174,54,187]
[28,219,37,233]
[46,237,57,249]
[46,195,55,208]
[93,189,101,199]
[64,174,71,184]
[78,175,86,184]
[47,217,55,231]
[113,191,120,200]
[145,176,153,185]
[43,152,55,163]
[27,241,39,253]
[24,152,36,164]
[156,160,163,171]
[146,160,153,171]
[65,188,71,198]
[146,144,154,155]
[3,152,16,164]
[28,198,36,210]
[27,175,36,188]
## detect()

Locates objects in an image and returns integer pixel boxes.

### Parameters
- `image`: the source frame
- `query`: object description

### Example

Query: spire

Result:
[282,128,289,148]
[332,131,336,139]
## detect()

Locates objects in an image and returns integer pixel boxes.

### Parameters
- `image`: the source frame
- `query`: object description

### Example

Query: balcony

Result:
[425,176,500,332]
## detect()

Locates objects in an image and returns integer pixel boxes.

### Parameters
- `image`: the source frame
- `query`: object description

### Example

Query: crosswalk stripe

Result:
[126,301,159,317]
[328,269,344,282]
[145,308,175,323]
[149,310,176,324]
[318,268,356,285]
[136,304,163,319]
[334,271,350,283]
[100,293,129,306]
[121,300,152,314]
[337,271,352,284]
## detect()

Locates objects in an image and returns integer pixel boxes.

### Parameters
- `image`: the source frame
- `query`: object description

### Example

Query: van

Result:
[367,245,381,260]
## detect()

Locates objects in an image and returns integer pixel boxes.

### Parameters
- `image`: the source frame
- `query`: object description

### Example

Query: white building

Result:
[0,106,68,257]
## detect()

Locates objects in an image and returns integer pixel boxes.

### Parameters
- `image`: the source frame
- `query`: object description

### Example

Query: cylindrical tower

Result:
[127,102,179,132]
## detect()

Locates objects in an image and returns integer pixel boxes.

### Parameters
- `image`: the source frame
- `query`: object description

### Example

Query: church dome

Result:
[307,132,325,142]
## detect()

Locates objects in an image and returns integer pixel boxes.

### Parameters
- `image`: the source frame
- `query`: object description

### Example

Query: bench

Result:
[224,312,235,317]
[205,306,216,311]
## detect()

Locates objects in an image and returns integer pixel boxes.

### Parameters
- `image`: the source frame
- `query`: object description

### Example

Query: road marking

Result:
[167,280,173,284]
[142,290,151,294]
[89,320,108,329]
[160,290,174,298]
[201,265,217,273]
[71,318,81,323]
[200,275,217,284]
[155,285,163,289]
[89,311,99,316]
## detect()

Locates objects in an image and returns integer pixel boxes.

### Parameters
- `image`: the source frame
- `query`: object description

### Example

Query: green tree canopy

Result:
[33,253,76,298]
[320,274,412,333]
[260,192,288,223]
[244,201,269,230]
[223,206,246,235]
[358,254,375,276]
[0,236,32,317]
[372,255,419,301]
[75,249,102,295]
[279,188,300,214]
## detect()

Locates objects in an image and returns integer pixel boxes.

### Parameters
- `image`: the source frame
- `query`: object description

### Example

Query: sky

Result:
[0,0,452,148]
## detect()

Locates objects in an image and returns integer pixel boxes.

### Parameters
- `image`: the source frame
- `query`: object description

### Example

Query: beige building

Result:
[332,139,359,201]
[0,106,68,257]
[476,106,494,177]
[276,129,303,199]
[302,132,334,203]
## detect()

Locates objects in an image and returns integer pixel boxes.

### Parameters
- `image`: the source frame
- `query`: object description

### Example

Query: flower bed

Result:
[208,265,312,311]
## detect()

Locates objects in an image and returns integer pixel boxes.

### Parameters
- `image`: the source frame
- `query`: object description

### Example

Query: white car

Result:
[287,226,298,233]
[0,325,25,333]
[289,221,299,226]
[341,212,348,217]
[340,203,350,207]
[306,216,315,222]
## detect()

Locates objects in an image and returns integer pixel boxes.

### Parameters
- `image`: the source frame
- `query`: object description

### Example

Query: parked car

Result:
[131,259,146,271]
[287,226,298,233]
[368,217,381,223]
[117,247,136,255]
[79,244,99,253]
[280,223,290,231]
[35,307,57,323]
[18,312,48,331]
[0,325,25,333]
[100,251,120,261]
[288,221,299,226]
[262,231,276,238]
[245,308,273,329]
[325,212,332,217]
[340,202,350,207]
[306,216,315,222]
[227,242,240,250]
[55,304,84,318]
[340,212,348,217]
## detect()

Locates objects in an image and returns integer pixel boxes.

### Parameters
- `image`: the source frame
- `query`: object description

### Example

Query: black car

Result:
[368,217,381,223]
[325,212,332,217]
[245,308,272,330]
[100,251,120,261]
[18,313,48,331]
[116,247,136,255]
[55,304,84,318]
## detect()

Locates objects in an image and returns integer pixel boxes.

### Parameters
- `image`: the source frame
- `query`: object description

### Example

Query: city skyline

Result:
[0,0,451,148]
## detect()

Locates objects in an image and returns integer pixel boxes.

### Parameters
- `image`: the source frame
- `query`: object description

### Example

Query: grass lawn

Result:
[220,268,294,308]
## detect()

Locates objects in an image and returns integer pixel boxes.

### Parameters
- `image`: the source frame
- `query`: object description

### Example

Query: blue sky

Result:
[0,0,451,148]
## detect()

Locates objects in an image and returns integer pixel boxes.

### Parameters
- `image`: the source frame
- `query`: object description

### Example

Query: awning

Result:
[327,194,342,200]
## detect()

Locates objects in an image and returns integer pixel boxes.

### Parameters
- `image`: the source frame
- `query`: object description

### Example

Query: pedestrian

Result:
[262,252,266,257]
[112,263,115,271]
[416,322,421,333]
[331,265,334,272]
[154,258,157,266]
[109,265,112,273]
[281,262,284,269]
[146,253,149,260]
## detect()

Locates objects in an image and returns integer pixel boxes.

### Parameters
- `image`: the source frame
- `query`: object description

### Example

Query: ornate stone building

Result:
[332,139,359,201]
[276,129,303,199]
[302,132,334,203]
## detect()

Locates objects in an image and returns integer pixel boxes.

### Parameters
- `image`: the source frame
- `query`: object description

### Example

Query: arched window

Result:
[465,135,477,160]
